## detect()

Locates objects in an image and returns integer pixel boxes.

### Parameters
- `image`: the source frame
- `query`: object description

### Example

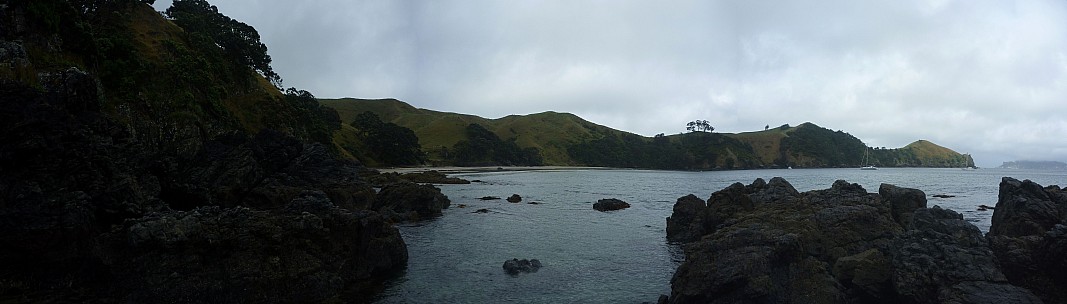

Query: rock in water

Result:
[503,258,542,275]
[374,182,451,221]
[593,198,630,211]
[399,170,471,184]
[507,194,522,203]
[988,177,1067,303]
[665,178,1040,304]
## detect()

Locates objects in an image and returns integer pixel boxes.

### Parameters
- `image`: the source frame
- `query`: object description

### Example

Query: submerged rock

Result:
[593,198,630,211]
[479,196,501,200]
[665,178,1040,304]
[503,258,542,275]
[987,177,1067,303]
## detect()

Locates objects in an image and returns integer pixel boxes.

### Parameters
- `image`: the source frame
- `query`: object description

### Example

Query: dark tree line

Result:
[777,123,866,167]
[568,131,757,170]
[284,88,340,147]
[350,112,424,166]
[165,0,280,86]
[451,124,542,166]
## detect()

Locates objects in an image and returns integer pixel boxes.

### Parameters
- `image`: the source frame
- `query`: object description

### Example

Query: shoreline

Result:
[377,166,613,174]
[376,166,1001,175]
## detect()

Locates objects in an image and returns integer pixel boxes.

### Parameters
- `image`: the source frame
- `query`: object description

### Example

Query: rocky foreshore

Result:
[0,65,448,302]
[663,177,1064,304]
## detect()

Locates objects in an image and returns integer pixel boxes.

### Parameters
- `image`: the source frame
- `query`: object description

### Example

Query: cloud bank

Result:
[153,0,1067,167]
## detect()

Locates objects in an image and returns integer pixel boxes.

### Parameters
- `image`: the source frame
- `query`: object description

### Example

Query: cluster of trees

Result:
[686,120,714,132]
[450,124,543,166]
[165,0,280,86]
[777,123,866,167]
[349,112,424,166]
[284,88,340,147]
[568,131,758,170]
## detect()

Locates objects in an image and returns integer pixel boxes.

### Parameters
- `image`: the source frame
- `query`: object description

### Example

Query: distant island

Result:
[999,160,1067,170]
[321,98,976,170]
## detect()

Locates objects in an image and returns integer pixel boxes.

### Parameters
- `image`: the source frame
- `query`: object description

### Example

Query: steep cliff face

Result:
[0,1,414,302]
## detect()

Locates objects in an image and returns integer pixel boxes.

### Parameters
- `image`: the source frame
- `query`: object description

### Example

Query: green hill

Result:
[322,98,620,166]
[321,99,974,169]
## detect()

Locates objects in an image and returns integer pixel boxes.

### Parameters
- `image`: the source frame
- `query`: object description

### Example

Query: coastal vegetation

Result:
[1,1,423,301]
[321,98,976,169]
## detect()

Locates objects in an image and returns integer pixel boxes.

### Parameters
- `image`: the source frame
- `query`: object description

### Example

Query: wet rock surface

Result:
[987,177,1067,303]
[507,194,522,203]
[398,170,471,184]
[374,182,451,221]
[666,177,1041,304]
[593,198,630,211]
[503,258,542,275]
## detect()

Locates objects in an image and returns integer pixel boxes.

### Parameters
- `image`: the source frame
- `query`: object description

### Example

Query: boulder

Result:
[374,182,451,221]
[593,198,630,211]
[987,177,1067,303]
[503,258,542,275]
[507,194,522,203]
[880,183,928,227]
[665,194,707,243]
[666,178,1040,304]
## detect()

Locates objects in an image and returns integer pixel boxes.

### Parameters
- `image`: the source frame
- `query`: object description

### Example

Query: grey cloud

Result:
[153,0,1067,167]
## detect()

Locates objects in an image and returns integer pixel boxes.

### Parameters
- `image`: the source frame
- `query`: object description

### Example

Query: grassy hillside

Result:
[869,140,974,167]
[322,98,622,165]
[321,99,975,169]
[727,125,791,165]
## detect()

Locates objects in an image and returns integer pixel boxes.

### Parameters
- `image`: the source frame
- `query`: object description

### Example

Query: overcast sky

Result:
[153,0,1067,167]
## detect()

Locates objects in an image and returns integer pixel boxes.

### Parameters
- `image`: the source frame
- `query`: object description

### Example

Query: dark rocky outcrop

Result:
[507,194,522,203]
[503,258,542,275]
[398,170,471,184]
[374,182,451,221]
[666,194,707,243]
[105,191,407,303]
[666,178,1040,304]
[0,5,408,300]
[987,178,1067,303]
[0,73,409,301]
[593,198,630,211]
[479,196,501,200]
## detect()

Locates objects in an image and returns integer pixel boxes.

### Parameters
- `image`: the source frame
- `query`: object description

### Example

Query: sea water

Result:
[373,168,1067,303]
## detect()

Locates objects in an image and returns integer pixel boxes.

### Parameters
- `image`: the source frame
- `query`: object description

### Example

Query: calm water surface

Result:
[374,168,1066,304]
